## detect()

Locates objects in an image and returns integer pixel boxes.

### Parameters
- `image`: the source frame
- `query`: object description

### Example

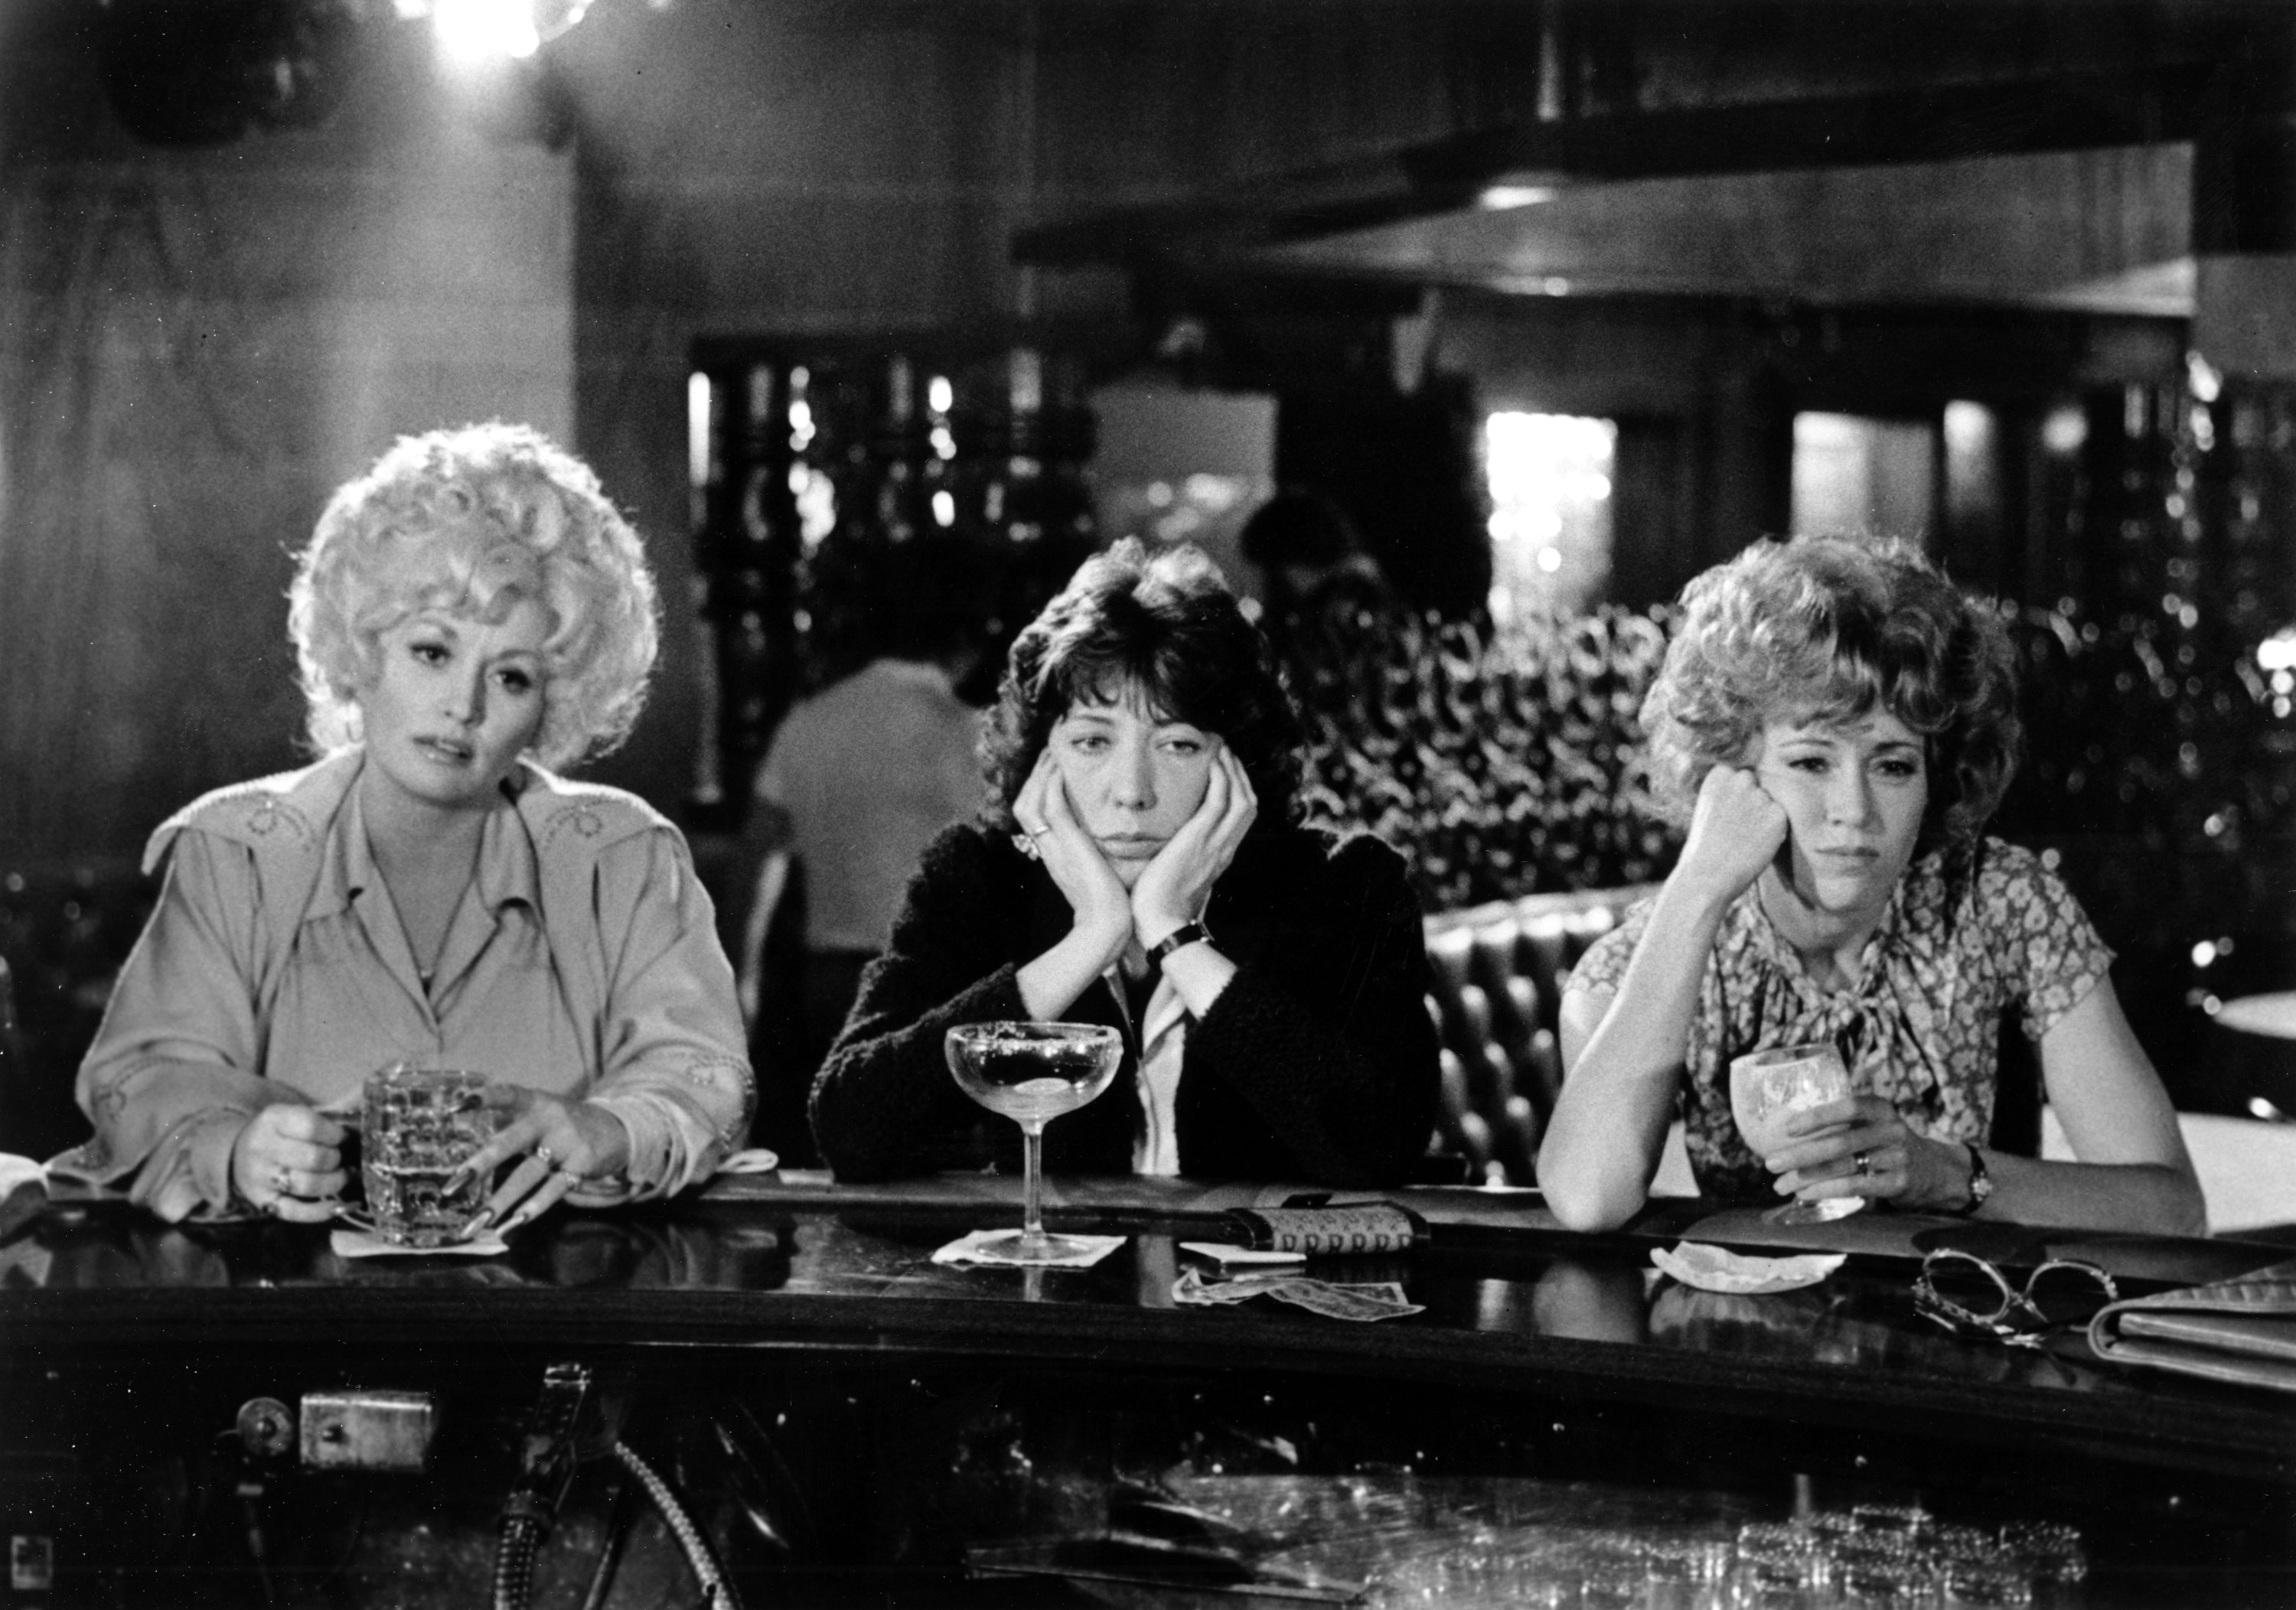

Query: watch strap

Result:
[1951,1142,1992,1217]
[1146,921,1213,970]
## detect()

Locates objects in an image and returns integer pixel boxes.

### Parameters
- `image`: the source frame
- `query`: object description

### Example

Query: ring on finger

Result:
[534,1144,556,1170]
[1853,1150,1873,1178]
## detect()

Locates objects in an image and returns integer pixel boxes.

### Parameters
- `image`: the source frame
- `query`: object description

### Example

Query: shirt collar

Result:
[306,766,540,924]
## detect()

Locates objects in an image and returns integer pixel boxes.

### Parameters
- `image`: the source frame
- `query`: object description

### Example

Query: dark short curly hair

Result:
[1640,535,2020,855]
[980,539,1304,830]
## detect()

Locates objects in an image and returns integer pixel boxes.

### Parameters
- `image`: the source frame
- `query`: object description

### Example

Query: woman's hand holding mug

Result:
[450,1087,633,1235]
[231,1103,348,1221]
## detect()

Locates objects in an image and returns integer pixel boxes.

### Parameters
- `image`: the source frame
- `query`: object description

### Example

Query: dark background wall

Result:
[0,0,1569,866]
[0,0,2276,868]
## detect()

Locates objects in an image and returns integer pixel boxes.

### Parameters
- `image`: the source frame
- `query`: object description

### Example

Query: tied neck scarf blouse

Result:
[1568,838,2114,1202]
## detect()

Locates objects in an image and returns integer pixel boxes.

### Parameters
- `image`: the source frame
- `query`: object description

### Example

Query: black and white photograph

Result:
[2,1,2293,1603]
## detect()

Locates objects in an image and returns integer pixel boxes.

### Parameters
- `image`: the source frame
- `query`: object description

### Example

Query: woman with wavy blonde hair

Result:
[58,423,751,1228]
[1538,536,2199,1235]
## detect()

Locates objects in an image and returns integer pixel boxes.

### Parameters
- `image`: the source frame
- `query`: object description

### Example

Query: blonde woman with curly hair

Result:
[57,423,752,1228]
[1538,536,2199,1235]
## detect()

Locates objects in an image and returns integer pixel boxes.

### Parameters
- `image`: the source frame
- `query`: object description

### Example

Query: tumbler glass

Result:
[358,1064,494,1247]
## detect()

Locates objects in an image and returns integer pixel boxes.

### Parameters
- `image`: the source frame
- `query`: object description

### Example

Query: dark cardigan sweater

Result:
[808,821,1440,1186]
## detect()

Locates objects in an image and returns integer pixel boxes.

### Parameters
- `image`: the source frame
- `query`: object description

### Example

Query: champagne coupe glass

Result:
[1729,1041,1864,1225]
[945,1022,1124,1265]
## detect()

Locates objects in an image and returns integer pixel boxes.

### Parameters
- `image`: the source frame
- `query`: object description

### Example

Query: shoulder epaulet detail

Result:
[514,765,679,861]
[142,752,360,876]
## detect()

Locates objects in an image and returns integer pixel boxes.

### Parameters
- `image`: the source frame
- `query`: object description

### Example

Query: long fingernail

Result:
[462,1211,494,1236]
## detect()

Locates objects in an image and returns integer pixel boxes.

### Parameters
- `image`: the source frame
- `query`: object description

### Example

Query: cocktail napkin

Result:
[1171,1267,1424,1322]
[931,1229,1126,1268]
[331,1226,510,1259]
[1179,1241,1309,1267]
[1651,1240,1846,1295]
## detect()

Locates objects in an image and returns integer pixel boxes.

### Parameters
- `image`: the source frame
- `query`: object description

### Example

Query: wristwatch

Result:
[1952,1142,1993,1217]
[1146,921,1214,970]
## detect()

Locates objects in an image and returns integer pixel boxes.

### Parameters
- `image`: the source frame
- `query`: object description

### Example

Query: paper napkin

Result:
[1652,1240,1846,1295]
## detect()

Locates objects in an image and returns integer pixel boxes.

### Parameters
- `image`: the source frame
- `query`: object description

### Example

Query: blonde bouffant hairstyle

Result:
[287,422,659,771]
[1640,535,2020,856]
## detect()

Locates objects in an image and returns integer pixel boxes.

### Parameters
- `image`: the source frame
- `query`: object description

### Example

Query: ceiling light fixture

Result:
[410,0,591,64]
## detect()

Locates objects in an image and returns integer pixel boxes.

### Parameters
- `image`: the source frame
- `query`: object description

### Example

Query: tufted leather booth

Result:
[1423,885,1656,1186]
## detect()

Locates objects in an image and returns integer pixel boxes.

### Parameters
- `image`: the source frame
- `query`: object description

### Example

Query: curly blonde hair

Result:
[287,422,659,770]
[1640,536,2020,855]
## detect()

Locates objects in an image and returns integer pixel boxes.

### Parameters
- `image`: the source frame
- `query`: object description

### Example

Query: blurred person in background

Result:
[1236,488,1394,669]
[740,538,990,1164]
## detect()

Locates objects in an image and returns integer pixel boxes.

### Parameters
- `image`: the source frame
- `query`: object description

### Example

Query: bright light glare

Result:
[2258,628,2296,673]
[686,373,712,491]
[1943,399,1993,458]
[1478,184,1557,210]
[434,0,540,63]
[1482,411,1616,618]
[1183,473,1246,511]
[2040,405,2088,457]
[2187,350,2223,405]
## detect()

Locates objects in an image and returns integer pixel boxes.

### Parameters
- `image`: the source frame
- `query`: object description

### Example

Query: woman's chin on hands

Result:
[1130,747,1254,940]
[1013,751,1133,970]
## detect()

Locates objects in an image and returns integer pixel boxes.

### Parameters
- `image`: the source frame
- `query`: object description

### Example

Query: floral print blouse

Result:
[1567,837,2114,1201]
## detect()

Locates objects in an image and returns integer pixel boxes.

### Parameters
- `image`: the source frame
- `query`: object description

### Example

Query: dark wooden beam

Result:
[1016,60,2276,271]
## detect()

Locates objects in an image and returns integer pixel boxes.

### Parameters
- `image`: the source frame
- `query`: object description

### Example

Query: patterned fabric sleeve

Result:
[1980,842,2117,1044]
[1563,898,1655,1001]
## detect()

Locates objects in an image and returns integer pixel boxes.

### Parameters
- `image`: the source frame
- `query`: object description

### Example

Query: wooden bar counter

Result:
[2,1173,2291,1606]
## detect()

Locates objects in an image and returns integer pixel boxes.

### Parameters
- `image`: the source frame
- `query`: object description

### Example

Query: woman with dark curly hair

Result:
[1538,536,2199,1234]
[809,539,1439,1185]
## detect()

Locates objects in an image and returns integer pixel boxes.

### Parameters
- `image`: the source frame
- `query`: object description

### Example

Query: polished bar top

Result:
[5,1171,2293,1484]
